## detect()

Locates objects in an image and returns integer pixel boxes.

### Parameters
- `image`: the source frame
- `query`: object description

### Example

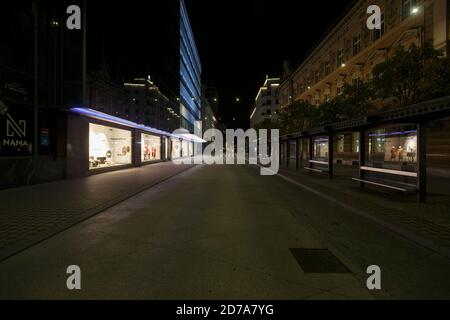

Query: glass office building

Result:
[179,0,202,134]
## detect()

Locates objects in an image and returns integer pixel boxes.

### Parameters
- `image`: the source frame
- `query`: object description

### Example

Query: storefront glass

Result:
[89,123,132,170]
[141,133,161,162]
[289,141,297,159]
[352,132,360,153]
[188,142,194,157]
[164,137,169,160]
[312,137,329,161]
[336,135,345,153]
[182,140,189,157]
[367,126,417,171]
[172,139,181,159]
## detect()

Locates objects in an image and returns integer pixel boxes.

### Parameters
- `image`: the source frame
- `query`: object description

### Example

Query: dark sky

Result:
[185,0,355,128]
[88,0,356,128]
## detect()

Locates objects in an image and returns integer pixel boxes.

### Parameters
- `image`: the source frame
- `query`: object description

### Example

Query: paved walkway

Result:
[0,162,195,261]
[278,164,450,258]
[1,165,450,299]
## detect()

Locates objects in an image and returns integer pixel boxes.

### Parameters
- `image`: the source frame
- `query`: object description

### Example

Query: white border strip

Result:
[304,167,324,173]
[360,166,418,178]
[310,160,329,165]
[351,178,407,192]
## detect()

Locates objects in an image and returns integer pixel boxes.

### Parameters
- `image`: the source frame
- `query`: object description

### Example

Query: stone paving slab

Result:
[0,162,196,262]
[278,164,450,259]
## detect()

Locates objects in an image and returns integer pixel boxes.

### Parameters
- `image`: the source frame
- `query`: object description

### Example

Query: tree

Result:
[371,42,450,108]
[267,42,450,135]
[275,100,317,135]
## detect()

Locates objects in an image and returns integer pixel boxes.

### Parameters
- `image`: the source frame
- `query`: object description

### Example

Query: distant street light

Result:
[235,97,241,103]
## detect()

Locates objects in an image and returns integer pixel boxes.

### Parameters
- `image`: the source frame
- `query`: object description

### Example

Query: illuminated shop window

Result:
[89,123,132,170]
[403,0,418,19]
[313,137,329,162]
[352,132,360,153]
[367,126,418,171]
[141,133,161,162]
[336,135,345,153]
[182,140,189,157]
[172,139,182,159]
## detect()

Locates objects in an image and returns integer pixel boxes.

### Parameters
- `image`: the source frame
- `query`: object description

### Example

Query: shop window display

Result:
[141,134,161,162]
[188,142,194,157]
[367,126,417,171]
[182,140,189,157]
[312,137,329,162]
[89,123,132,170]
[352,132,360,153]
[172,139,181,159]
[336,135,345,153]
[164,137,169,160]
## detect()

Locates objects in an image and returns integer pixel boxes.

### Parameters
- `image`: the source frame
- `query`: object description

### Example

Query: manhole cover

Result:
[289,248,352,274]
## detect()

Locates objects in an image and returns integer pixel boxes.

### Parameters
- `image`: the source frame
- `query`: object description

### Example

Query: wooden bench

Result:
[353,166,418,193]
[305,160,330,173]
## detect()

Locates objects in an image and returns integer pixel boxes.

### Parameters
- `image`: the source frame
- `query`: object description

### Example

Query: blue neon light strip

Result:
[369,130,417,137]
[69,107,205,143]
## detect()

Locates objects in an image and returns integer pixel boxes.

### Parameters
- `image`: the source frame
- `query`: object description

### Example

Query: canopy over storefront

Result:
[69,107,206,143]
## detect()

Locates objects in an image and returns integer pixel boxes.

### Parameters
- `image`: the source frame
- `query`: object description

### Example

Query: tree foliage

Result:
[260,42,450,134]
[372,42,450,107]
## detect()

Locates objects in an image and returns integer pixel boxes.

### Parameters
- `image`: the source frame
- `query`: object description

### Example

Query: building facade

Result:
[0,0,84,188]
[279,0,449,107]
[202,98,218,133]
[0,0,203,189]
[122,77,180,133]
[278,0,450,170]
[180,0,202,134]
[250,77,281,128]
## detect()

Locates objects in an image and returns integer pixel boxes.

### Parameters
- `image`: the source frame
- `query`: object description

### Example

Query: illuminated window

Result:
[172,139,182,159]
[337,135,345,153]
[352,132,360,153]
[89,123,132,170]
[403,0,418,19]
[141,134,161,162]
[337,49,345,67]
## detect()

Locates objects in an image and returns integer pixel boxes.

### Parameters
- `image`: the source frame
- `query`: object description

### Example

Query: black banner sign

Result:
[0,101,34,156]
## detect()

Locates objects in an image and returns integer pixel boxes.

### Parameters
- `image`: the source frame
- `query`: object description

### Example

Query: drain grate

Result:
[289,248,352,274]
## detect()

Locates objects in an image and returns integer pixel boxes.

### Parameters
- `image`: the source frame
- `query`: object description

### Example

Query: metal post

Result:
[359,129,366,187]
[286,140,290,168]
[309,137,313,174]
[296,139,300,170]
[328,134,334,179]
[279,138,282,167]
[32,0,39,159]
[417,123,427,203]
[82,0,88,106]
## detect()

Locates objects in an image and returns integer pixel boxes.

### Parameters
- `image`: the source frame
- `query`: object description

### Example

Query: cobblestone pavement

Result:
[0,162,195,261]
[1,165,450,299]
[278,164,450,258]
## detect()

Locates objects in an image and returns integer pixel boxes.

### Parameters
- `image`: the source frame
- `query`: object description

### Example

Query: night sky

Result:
[185,0,355,128]
[88,0,356,128]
